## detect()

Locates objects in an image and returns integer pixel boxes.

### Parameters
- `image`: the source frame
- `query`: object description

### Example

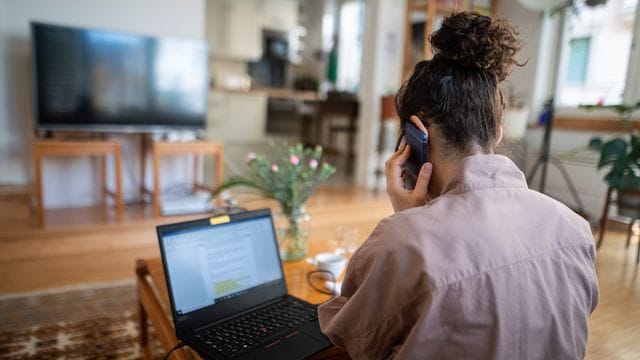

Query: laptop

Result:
[157,208,333,359]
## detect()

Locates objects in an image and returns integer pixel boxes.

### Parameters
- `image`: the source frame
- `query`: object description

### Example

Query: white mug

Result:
[307,252,347,280]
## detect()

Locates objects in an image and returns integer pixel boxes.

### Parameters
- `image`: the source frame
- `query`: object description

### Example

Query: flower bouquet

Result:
[212,143,336,261]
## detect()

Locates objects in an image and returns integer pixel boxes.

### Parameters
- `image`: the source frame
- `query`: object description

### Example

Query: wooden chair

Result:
[314,97,359,174]
[597,187,640,263]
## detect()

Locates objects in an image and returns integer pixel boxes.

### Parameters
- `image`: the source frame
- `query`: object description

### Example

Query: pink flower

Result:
[271,164,279,172]
[309,159,319,169]
[289,155,300,166]
[245,152,257,163]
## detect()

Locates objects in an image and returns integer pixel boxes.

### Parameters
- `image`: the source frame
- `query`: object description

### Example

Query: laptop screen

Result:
[161,212,284,315]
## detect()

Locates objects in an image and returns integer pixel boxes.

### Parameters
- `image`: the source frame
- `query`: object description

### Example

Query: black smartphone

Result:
[404,121,429,188]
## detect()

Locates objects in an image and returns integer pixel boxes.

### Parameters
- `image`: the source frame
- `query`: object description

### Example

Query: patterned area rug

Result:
[0,281,164,359]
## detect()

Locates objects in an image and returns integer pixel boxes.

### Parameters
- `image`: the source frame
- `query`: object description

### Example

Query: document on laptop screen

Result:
[162,216,283,315]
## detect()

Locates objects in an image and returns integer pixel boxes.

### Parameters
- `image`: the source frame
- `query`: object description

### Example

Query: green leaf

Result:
[598,138,627,168]
[211,177,263,198]
[604,166,625,189]
[631,132,640,145]
[588,137,603,151]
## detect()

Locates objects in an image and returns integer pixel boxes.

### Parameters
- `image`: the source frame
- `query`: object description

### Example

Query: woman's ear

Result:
[496,126,504,145]
[410,115,428,134]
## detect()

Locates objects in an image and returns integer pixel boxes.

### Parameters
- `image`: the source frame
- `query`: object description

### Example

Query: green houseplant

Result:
[585,102,640,217]
[212,143,336,261]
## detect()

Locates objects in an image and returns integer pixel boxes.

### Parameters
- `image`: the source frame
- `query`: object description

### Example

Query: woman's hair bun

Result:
[430,12,522,82]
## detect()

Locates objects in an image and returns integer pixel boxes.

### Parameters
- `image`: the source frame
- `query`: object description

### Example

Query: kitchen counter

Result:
[211,87,321,102]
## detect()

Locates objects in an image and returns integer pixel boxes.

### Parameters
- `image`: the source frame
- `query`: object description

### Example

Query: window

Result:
[566,37,590,84]
[557,0,640,106]
[337,0,365,92]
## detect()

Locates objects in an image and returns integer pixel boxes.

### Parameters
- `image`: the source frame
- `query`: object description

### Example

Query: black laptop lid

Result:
[157,209,287,336]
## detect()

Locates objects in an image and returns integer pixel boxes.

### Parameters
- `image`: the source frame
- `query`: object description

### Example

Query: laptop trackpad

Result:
[262,332,327,359]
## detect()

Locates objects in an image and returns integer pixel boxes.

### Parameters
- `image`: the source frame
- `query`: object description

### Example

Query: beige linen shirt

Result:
[318,154,599,359]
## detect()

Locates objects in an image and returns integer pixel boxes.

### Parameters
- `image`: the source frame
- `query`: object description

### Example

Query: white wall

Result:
[0,0,15,183]
[0,0,7,179]
[355,0,406,188]
[500,1,543,120]
[0,0,205,207]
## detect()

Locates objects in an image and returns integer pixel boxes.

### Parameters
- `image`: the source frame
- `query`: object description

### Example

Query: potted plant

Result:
[585,102,640,218]
[212,143,336,261]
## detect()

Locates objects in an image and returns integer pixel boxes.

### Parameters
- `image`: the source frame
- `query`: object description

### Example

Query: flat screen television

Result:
[31,22,209,132]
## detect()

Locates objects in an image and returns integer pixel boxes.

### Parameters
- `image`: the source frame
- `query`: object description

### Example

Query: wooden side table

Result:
[136,258,349,359]
[32,140,124,226]
[151,141,224,217]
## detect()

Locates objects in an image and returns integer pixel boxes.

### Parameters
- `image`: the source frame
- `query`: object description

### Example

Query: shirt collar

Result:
[440,154,528,196]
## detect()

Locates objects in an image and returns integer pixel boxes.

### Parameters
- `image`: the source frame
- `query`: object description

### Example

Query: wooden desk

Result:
[151,141,224,217]
[33,140,124,226]
[136,258,348,359]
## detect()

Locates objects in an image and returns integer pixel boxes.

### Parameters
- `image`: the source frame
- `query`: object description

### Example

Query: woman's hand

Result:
[385,115,433,213]
[385,145,433,213]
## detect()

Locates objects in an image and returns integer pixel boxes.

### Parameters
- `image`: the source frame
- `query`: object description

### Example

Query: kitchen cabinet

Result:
[206,0,262,61]
[260,0,298,32]
[207,91,268,142]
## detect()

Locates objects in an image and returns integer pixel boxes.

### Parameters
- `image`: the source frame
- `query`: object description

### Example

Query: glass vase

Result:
[275,206,311,261]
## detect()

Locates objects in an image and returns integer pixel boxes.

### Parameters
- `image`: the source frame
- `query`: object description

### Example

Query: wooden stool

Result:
[597,187,640,263]
[32,140,124,227]
[151,141,224,217]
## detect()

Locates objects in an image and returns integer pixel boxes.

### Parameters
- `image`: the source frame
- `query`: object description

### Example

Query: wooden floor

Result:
[0,186,394,293]
[0,186,638,359]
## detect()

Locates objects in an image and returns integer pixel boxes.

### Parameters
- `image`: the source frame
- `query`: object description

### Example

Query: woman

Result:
[318,12,598,359]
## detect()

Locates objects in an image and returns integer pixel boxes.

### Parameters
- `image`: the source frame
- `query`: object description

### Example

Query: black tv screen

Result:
[31,22,208,132]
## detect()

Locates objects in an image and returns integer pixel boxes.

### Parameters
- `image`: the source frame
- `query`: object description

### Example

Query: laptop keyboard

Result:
[195,297,318,358]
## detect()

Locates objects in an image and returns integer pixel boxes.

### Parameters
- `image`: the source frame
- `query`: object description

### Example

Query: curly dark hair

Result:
[396,11,523,156]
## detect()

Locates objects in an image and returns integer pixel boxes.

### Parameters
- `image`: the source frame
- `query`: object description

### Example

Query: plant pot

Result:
[616,189,640,219]
[274,206,311,261]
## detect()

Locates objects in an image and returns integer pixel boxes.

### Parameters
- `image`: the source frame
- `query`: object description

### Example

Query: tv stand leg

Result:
[139,133,152,204]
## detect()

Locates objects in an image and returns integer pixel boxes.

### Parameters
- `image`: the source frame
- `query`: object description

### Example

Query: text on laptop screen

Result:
[162,215,283,314]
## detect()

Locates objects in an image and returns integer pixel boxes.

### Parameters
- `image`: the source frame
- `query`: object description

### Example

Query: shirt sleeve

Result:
[317,216,431,359]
